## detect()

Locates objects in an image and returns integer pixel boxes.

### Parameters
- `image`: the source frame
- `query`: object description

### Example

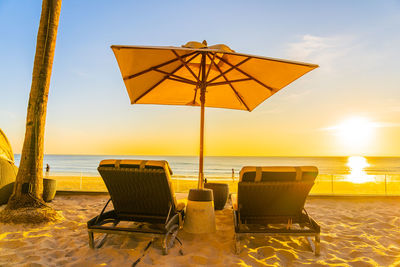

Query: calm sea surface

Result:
[13,155,400,179]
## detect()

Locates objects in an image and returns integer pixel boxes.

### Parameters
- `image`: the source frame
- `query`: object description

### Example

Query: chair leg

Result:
[88,231,94,249]
[315,234,320,256]
[162,224,179,255]
[306,234,321,256]
[96,234,109,249]
[306,236,313,251]
[234,234,241,255]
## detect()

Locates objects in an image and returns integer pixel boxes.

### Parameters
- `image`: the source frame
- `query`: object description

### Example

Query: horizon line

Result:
[12,153,400,158]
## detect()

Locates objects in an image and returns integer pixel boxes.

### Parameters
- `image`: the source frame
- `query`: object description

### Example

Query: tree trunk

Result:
[6,0,62,210]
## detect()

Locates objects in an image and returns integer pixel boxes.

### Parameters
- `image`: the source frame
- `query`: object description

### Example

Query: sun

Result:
[332,117,375,147]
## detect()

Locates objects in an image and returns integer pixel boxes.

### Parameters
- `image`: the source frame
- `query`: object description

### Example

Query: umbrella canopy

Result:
[0,128,14,163]
[111,41,318,189]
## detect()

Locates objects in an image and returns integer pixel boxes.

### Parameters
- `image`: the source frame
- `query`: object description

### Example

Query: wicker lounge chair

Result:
[231,166,320,255]
[87,159,185,254]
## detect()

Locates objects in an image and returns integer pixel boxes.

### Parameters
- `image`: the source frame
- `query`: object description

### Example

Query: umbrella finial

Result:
[182,41,207,49]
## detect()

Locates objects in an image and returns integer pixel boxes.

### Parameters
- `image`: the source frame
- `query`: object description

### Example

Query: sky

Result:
[1,0,400,157]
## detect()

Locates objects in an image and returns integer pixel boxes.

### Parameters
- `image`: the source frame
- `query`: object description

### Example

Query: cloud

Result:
[382,99,400,114]
[388,106,400,113]
[286,35,331,59]
[285,34,358,72]
[257,107,283,115]
[286,32,400,77]
[285,90,311,99]
[321,117,400,132]
[376,122,400,127]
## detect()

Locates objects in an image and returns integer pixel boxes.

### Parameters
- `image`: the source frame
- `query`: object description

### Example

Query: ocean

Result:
[13,154,400,179]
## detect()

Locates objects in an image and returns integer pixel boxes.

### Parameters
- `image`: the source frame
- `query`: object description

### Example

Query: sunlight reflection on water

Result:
[346,156,375,183]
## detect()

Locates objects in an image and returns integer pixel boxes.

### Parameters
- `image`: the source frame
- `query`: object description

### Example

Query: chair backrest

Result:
[237,166,318,221]
[240,166,318,182]
[98,159,177,219]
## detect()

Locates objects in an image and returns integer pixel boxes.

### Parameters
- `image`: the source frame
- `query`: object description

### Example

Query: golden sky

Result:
[2,1,400,156]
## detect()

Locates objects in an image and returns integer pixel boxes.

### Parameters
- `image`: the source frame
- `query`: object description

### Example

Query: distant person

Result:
[232,168,235,182]
[45,164,50,178]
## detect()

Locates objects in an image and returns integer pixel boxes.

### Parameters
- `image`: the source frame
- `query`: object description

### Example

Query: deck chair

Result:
[87,159,185,255]
[231,166,320,255]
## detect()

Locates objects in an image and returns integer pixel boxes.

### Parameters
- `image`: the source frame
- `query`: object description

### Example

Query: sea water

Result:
[13,154,400,179]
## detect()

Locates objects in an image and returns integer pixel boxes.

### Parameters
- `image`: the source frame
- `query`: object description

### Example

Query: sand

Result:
[1,194,400,266]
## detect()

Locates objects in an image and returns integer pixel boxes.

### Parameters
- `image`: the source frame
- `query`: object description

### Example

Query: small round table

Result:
[43,178,57,202]
[204,182,229,210]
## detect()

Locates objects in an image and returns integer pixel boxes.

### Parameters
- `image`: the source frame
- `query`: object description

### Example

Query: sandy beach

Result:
[1,194,399,266]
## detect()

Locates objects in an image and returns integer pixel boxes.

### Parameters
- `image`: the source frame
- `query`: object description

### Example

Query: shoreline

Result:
[54,190,400,199]
[43,175,400,196]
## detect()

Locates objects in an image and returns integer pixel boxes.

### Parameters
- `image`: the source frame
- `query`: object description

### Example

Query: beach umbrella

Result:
[0,129,15,163]
[111,41,318,189]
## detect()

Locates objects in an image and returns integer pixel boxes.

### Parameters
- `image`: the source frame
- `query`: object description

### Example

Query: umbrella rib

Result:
[191,55,205,105]
[171,50,200,82]
[208,78,252,86]
[123,51,198,81]
[165,76,198,85]
[214,54,277,93]
[206,57,251,84]
[134,52,200,103]
[204,53,216,81]
[207,53,251,111]
[152,68,198,85]
[190,84,199,105]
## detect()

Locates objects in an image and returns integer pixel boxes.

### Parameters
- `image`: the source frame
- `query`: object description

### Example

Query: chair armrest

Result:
[231,193,238,211]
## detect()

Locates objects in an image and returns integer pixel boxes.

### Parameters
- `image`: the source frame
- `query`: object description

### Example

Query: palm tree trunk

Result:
[6,0,62,209]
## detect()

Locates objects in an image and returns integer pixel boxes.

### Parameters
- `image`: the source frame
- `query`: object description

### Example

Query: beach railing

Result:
[310,173,400,196]
[49,173,400,196]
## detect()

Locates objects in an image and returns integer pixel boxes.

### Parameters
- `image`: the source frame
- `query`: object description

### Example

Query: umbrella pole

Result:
[198,53,206,190]
[184,51,215,234]
[198,95,205,189]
